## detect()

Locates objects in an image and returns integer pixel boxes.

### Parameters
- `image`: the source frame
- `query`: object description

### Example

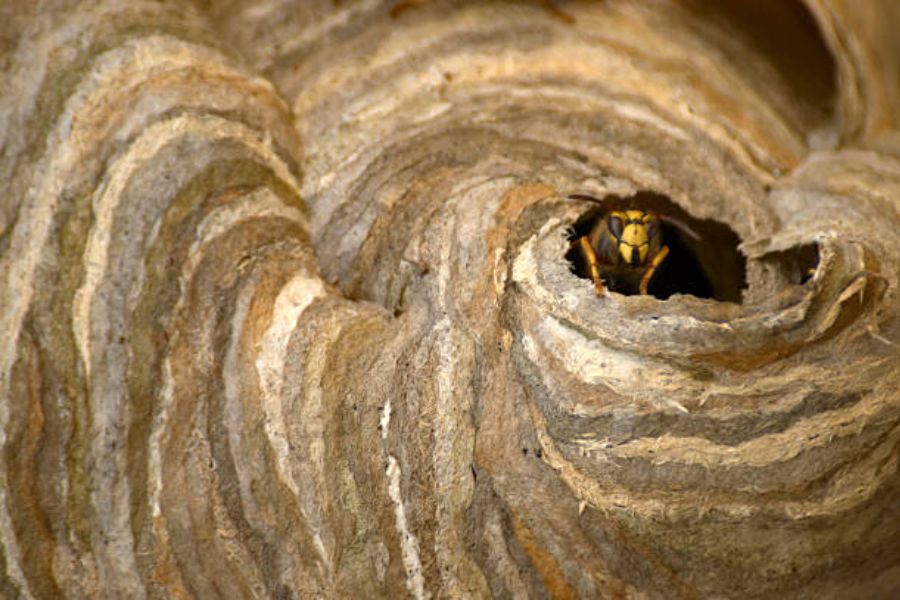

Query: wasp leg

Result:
[640,245,669,295]
[577,236,605,296]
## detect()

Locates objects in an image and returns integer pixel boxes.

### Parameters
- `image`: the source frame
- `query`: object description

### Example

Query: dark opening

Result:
[565,191,746,302]
[761,243,820,286]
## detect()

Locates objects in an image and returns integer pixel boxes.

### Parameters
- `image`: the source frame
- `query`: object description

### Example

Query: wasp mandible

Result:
[567,194,698,296]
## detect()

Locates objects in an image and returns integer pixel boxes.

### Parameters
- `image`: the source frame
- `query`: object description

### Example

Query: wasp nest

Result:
[1,1,898,598]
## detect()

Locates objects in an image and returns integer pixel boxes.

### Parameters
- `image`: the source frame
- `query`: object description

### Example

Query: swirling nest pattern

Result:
[0,1,899,598]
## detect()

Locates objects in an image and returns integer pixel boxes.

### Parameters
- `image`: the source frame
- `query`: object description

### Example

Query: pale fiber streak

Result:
[254,273,333,574]
[214,188,306,514]
[146,189,302,528]
[294,19,789,178]
[380,398,392,440]
[0,34,259,599]
[523,276,893,466]
[155,188,302,515]
[529,398,896,521]
[265,0,383,62]
[520,311,703,409]
[148,190,305,581]
[296,306,365,581]
[73,120,296,592]
[149,362,175,520]
[387,455,430,600]
[255,273,326,497]
[73,113,299,380]
[195,188,305,251]
[605,383,896,468]
[432,322,482,596]
[3,32,271,387]
[0,3,200,183]
[213,189,308,509]
[12,33,271,385]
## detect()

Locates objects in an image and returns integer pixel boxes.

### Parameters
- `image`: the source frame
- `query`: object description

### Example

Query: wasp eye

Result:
[607,215,623,239]
[645,219,659,239]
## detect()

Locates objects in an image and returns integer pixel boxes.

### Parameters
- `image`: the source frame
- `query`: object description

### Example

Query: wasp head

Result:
[607,209,659,267]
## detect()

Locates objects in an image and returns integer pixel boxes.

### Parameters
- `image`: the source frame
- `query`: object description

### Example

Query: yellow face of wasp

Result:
[608,210,655,267]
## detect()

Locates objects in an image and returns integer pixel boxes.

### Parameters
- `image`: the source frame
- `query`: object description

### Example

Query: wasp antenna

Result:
[567,193,605,204]
[660,215,701,241]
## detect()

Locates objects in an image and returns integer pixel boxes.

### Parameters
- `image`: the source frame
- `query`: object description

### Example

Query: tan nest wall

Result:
[0,0,898,598]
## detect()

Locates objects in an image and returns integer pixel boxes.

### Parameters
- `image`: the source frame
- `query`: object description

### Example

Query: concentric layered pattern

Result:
[1,1,898,598]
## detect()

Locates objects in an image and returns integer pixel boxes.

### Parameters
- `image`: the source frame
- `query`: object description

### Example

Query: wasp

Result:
[567,194,698,296]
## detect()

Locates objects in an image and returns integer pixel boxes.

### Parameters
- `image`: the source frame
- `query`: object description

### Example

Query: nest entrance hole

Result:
[565,191,747,302]
[760,243,821,286]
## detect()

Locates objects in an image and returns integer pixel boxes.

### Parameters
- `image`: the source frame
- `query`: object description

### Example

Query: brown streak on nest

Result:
[510,510,579,599]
